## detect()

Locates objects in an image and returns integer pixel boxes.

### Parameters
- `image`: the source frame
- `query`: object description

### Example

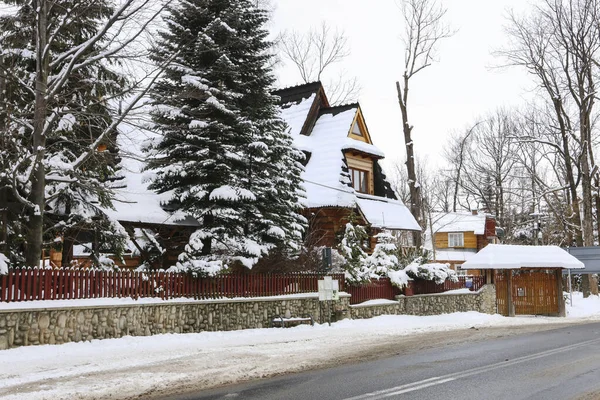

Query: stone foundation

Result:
[0,294,351,350]
[350,285,496,319]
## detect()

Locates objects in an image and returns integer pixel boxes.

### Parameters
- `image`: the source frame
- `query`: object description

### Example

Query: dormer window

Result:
[349,167,368,193]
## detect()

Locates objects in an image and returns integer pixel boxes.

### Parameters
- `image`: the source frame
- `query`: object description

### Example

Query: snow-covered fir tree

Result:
[338,215,370,283]
[147,0,305,274]
[0,0,129,266]
[364,231,399,277]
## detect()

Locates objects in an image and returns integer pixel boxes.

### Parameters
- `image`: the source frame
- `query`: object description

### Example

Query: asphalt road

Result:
[165,322,600,400]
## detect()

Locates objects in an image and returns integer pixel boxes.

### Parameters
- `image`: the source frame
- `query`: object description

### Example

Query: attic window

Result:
[351,122,363,137]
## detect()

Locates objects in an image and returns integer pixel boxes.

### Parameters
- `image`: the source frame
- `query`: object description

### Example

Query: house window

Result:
[352,122,363,137]
[448,232,464,247]
[349,168,368,193]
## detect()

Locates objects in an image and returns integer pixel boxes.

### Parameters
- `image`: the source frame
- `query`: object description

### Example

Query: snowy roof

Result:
[356,194,421,231]
[104,121,199,227]
[275,82,419,231]
[279,93,316,140]
[460,244,585,270]
[434,250,477,262]
[432,212,487,235]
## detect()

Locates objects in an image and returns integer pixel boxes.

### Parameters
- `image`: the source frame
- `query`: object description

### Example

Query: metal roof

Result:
[564,247,600,274]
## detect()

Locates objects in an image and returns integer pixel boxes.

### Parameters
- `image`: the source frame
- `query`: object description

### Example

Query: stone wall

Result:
[350,285,496,319]
[0,294,351,350]
[0,287,497,350]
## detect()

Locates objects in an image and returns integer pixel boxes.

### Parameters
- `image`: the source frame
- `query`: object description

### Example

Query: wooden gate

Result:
[495,269,560,316]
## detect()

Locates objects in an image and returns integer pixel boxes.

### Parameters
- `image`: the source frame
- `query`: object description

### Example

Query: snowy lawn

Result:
[1,292,599,400]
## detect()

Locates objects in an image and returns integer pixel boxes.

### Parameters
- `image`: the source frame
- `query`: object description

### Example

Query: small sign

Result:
[517,287,525,297]
[318,276,339,301]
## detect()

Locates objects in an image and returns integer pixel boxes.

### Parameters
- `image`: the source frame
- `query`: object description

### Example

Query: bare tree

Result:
[0,0,174,266]
[279,22,361,105]
[501,0,600,250]
[396,0,453,248]
[443,123,479,212]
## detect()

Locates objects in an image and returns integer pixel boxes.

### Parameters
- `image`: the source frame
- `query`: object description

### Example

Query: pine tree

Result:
[147,0,305,274]
[0,0,129,266]
[365,231,399,277]
[338,216,370,283]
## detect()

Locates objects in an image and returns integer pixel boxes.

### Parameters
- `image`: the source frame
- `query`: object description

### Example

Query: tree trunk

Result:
[396,80,422,248]
[25,0,49,267]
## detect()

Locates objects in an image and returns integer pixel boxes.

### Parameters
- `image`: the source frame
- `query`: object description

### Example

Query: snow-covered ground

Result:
[1,292,599,400]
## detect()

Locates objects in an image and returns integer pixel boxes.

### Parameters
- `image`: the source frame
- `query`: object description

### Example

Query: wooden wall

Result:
[434,231,477,249]
[303,207,378,252]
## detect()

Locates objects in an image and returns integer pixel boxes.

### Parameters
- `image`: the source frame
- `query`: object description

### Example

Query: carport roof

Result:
[460,244,585,270]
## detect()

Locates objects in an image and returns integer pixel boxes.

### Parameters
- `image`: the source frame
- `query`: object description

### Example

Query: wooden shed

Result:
[461,245,584,317]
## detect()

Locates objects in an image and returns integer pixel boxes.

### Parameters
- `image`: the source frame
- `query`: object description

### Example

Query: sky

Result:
[271,0,535,173]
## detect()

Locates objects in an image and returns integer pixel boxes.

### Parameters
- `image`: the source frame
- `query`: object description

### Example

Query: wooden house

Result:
[274,82,421,252]
[427,211,497,275]
[53,82,420,269]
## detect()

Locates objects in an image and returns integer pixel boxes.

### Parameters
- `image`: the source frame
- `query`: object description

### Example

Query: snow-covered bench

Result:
[271,314,314,328]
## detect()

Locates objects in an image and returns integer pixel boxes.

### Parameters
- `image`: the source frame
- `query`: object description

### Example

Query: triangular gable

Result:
[348,108,374,144]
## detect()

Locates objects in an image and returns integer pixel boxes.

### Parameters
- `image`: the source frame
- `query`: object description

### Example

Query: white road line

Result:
[343,337,600,400]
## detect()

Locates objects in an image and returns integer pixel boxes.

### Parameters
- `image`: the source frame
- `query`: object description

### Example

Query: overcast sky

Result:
[271,0,536,173]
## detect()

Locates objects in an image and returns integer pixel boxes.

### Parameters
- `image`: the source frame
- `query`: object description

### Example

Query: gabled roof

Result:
[431,212,488,235]
[460,244,584,270]
[276,82,420,231]
[273,81,327,107]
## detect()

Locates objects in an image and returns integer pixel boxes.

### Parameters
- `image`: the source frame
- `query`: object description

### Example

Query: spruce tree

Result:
[148,0,305,274]
[365,231,399,277]
[338,214,370,284]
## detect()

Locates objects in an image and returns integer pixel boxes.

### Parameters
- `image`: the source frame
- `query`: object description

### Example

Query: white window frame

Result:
[448,232,464,247]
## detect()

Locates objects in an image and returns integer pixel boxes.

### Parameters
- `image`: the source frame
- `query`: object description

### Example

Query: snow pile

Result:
[566,292,600,318]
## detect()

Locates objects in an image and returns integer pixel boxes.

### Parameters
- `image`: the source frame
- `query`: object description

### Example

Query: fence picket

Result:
[0,269,345,303]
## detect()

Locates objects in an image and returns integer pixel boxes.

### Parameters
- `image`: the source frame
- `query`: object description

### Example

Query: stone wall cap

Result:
[0,291,351,313]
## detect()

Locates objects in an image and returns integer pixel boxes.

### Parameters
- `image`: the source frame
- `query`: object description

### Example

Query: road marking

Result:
[344,337,600,400]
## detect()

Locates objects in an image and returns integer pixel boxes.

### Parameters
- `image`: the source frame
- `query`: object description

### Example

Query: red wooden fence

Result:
[346,278,401,305]
[411,276,485,295]
[347,276,486,305]
[0,268,345,303]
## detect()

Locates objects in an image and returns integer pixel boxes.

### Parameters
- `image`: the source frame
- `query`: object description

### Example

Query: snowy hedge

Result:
[0,253,8,275]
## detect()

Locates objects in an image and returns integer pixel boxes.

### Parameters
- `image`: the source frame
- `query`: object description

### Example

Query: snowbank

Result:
[1,292,599,399]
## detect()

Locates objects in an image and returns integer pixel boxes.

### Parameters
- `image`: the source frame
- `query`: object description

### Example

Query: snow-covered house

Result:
[57,82,420,269]
[426,211,497,274]
[273,82,421,251]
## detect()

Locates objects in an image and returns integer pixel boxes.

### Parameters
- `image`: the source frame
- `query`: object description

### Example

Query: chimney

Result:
[471,209,478,216]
